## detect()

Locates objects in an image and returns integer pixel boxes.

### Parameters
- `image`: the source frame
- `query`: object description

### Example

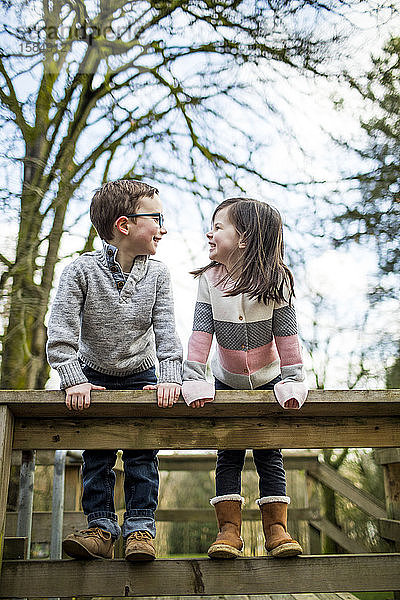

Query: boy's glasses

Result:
[126,213,164,227]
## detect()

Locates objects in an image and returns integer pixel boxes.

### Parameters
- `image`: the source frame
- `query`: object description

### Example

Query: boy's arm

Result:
[182,275,215,407]
[272,296,308,410]
[46,262,88,390]
[151,265,183,393]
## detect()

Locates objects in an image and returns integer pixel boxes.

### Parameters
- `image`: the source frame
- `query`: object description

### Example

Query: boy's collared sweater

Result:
[182,265,306,406]
[47,242,182,389]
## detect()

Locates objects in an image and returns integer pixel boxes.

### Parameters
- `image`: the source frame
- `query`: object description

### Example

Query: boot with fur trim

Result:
[207,497,244,559]
[259,498,302,558]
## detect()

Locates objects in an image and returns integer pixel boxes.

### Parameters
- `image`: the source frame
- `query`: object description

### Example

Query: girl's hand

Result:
[190,397,214,408]
[191,399,206,408]
[143,383,181,408]
[283,398,300,409]
[65,383,106,411]
[273,380,308,410]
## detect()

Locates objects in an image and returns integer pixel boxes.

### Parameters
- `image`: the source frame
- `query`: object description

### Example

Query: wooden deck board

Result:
[2,389,400,417]
[0,555,398,597]
[2,390,399,450]
[84,595,359,600]
[11,415,400,449]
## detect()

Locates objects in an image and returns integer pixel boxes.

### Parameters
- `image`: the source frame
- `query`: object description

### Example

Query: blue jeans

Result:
[80,364,158,540]
[215,376,287,499]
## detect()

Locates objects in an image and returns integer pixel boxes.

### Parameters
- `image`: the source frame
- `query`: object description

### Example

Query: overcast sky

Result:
[1,3,399,390]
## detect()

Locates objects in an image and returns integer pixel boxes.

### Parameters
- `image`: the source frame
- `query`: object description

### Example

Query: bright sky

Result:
[1,3,399,391]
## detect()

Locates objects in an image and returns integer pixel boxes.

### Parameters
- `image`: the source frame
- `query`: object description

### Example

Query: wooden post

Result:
[0,405,14,569]
[50,450,67,560]
[306,470,321,554]
[374,448,400,599]
[16,450,36,560]
[374,449,400,544]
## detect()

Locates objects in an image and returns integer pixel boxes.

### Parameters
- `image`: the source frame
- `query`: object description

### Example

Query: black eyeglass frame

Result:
[125,213,164,227]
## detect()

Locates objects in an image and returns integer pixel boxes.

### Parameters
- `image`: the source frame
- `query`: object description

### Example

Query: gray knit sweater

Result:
[46,242,182,389]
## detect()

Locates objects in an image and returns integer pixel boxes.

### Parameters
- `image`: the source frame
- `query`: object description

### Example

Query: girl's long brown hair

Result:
[191,197,295,304]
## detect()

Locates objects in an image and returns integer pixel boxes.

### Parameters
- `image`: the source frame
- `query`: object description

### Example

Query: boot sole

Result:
[268,542,303,558]
[208,544,242,559]
[62,539,113,560]
[125,551,156,562]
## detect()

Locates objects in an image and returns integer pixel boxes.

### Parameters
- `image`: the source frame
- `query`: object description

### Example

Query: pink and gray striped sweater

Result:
[182,265,307,408]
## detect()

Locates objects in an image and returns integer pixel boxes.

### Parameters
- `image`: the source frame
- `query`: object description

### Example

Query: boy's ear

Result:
[114,216,130,235]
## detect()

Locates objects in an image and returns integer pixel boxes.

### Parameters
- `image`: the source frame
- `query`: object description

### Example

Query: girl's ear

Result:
[114,216,129,235]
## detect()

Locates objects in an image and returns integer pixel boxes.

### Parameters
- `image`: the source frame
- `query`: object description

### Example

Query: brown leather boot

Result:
[62,527,114,559]
[208,500,243,559]
[260,501,302,558]
[125,530,156,561]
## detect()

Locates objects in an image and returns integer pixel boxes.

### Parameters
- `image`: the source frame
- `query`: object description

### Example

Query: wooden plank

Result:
[374,448,400,465]
[0,405,14,566]
[2,537,28,560]
[1,554,399,597]
[11,449,55,466]
[309,518,369,554]
[155,508,318,523]
[316,594,357,600]
[378,517,400,542]
[2,389,400,417]
[11,449,319,470]
[317,595,358,600]
[0,594,351,600]
[12,415,400,450]
[6,507,319,540]
[157,452,320,472]
[382,457,400,556]
[335,595,364,600]
[292,594,321,600]
[64,464,81,511]
[307,462,387,519]
[383,462,400,520]
[104,597,260,600]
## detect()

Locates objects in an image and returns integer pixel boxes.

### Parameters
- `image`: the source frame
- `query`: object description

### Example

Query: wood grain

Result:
[0,554,399,597]
[1,388,400,417]
[12,415,400,449]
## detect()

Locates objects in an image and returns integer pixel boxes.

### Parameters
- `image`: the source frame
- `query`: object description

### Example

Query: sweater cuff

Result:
[182,380,215,406]
[273,380,308,409]
[57,360,88,390]
[158,360,182,385]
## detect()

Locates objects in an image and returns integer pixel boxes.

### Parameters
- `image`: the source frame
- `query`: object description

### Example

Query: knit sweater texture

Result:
[47,242,182,389]
[182,265,306,406]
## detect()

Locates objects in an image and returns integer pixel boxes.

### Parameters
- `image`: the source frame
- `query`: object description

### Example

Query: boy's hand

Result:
[143,383,181,408]
[65,383,106,411]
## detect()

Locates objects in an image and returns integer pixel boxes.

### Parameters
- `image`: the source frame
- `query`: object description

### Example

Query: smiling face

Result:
[113,193,167,262]
[206,206,243,269]
[128,194,166,256]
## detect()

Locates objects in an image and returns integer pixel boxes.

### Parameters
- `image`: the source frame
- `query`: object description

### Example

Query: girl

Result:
[182,197,308,559]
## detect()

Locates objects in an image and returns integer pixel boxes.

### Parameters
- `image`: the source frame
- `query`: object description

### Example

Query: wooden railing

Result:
[4,450,388,555]
[0,389,400,598]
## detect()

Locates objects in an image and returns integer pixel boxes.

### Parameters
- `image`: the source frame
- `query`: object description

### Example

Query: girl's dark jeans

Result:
[80,364,158,540]
[215,376,287,499]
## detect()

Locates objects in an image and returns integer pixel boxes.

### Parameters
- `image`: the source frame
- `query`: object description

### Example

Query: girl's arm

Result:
[272,299,308,409]
[182,275,215,406]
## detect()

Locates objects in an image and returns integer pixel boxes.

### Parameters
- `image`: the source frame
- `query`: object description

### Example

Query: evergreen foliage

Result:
[333,36,400,301]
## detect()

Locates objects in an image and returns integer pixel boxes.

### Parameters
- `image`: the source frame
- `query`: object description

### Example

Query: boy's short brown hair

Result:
[90,179,159,241]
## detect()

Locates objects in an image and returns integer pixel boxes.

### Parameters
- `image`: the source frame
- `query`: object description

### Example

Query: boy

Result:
[47,180,182,561]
